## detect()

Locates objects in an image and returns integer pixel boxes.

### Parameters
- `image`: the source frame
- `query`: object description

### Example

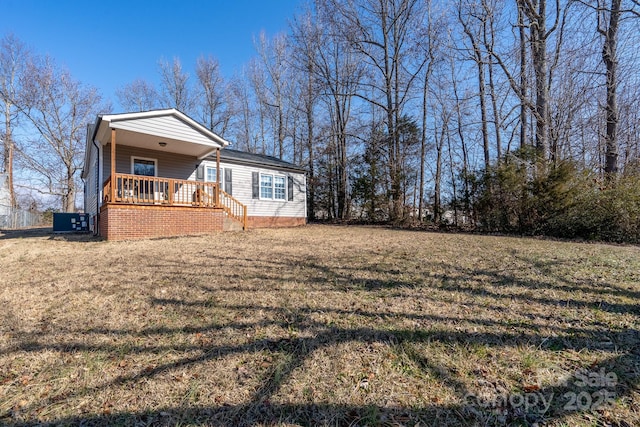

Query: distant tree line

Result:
[1,0,639,241]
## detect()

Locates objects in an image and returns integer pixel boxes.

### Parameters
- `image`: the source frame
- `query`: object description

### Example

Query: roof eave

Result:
[81,117,104,179]
[216,154,306,173]
[198,148,219,160]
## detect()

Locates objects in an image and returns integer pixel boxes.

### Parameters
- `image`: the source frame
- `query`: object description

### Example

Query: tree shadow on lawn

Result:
[0,227,52,240]
[8,323,638,426]
[155,251,640,307]
[3,249,639,426]
[0,227,100,243]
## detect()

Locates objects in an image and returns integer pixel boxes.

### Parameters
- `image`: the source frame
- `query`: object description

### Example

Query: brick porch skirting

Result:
[99,204,224,241]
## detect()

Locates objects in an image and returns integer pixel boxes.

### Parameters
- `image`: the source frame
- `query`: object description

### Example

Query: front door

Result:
[132,157,157,201]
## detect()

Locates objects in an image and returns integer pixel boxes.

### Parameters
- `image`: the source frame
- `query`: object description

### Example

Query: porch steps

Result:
[223,216,244,232]
[219,189,247,231]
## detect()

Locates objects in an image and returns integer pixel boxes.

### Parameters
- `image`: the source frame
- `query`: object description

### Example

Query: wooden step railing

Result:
[219,190,247,230]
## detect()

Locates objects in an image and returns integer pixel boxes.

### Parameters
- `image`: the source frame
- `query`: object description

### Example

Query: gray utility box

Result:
[53,213,89,233]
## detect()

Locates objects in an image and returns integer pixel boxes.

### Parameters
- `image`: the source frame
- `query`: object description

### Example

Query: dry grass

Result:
[0,225,638,426]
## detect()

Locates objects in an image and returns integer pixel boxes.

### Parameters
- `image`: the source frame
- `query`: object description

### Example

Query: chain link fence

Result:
[0,204,45,229]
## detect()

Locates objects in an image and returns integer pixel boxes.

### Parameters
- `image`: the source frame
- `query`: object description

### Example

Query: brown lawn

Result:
[0,225,638,426]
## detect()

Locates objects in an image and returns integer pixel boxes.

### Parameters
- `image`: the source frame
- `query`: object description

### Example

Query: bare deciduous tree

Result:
[195,55,231,136]
[458,0,492,171]
[247,59,270,155]
[305,3,364,219]
[158,57,194,114]
[290,10,320,220]
[18,56,104,212]
[418,0,440,222]
[519,0,564,160]
[599,0,622,176]
[253,32,292,160]
[115,78,158,112]
[228,73,258,152]
[0,34,28,210]
[324,0,429,221]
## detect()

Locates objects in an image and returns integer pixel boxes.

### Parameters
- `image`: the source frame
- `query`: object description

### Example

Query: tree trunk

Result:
[433,117,445,223]
[446,130,458,226]
[477,54,490,171]
[485,15,502,161]
[451,59,470,217]
[602,0,621,177]
[380,4,401,222]
[518,1,528,150]
[419,71,428,222]
[278,102,284,160]
[458,2,490,170]
[3,102,16,209]
[523,0,552,159]
[306,88,316,221]
[63,164,75,212]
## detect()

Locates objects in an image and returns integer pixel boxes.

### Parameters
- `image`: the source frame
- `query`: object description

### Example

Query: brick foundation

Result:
[247,216,306,229]
[99,204,224,241]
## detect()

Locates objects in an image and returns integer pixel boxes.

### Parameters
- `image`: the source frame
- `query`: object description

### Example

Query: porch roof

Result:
[92,109,229,159]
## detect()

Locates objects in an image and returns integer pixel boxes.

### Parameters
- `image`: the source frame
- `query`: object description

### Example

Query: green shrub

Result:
[556,176,640,243]
[471,149,640,243]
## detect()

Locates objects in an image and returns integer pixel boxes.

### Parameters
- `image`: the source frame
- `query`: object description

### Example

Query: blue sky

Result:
[1,0,303,109]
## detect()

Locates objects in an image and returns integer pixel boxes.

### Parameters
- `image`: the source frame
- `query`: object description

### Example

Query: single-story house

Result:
[82,109,306,240]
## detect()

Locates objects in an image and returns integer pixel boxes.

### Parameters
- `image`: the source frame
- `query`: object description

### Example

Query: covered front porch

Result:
[93,110,246,237]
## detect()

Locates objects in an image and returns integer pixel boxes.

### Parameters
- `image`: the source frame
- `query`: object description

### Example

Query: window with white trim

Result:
[205,166,218,183]
[131,157,157,176]
[274,176,286,200]
[259,173,287,200]
[260,174,273,199]
[130,157,158,199]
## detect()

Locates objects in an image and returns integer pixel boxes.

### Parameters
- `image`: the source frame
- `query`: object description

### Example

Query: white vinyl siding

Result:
[203,159,306,218]
[84,143,99,217]
[110,115,219,147]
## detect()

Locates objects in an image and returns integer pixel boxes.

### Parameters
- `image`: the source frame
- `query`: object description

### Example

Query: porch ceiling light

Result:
[158,141,167,147]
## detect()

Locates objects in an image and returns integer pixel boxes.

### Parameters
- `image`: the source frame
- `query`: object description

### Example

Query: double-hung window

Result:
[260,174,273,199]
[203,165,232,195]
[259,173,287,200]
[274,176,286,200]
[205,166,218,183]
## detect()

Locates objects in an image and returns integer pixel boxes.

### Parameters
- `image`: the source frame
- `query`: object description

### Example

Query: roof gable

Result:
[94,109,229,149]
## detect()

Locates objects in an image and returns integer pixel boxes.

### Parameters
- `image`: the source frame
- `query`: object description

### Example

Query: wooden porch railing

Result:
[103,173,218,207]
[103,176,112,203]
[219,190,248,230]
[102,173,247,229]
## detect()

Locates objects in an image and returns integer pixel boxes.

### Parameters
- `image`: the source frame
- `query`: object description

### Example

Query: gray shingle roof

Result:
[217,149,305,173]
